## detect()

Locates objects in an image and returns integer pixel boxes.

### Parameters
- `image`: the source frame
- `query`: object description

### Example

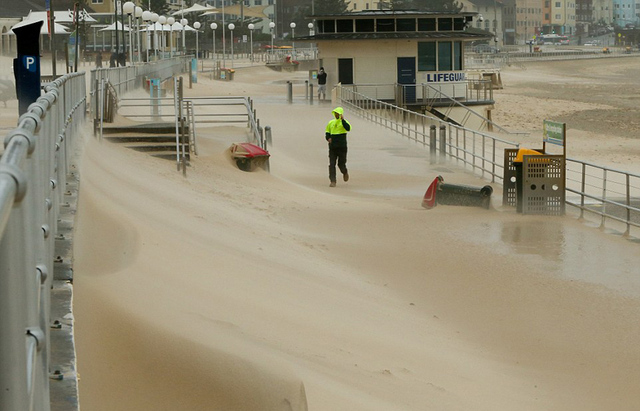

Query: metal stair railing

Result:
[409,83,512,134]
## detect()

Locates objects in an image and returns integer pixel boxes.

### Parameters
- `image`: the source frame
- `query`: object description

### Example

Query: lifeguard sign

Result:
[503,119,566,215]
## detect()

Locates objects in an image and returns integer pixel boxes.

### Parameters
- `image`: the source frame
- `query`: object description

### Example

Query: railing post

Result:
[430,125,437,164]
[624,174,630,236]
[439,124,446,159]
[287,81,293,103]
[600,169,607,228]
[265,125,272,149]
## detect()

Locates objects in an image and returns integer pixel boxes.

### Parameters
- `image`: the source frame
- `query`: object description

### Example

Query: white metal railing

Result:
[89,57,188,121]
[0,72,86,411]
[465,47,639,69]
[566,158,640,238]
[337,85,640,239]
[338,85,519,184]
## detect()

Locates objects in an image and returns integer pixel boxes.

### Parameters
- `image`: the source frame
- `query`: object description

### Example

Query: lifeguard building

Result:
[299,10,496,127]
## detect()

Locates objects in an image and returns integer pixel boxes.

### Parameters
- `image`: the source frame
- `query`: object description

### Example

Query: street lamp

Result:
[248,23,254,64]
[290,22,296,58]
[308,22,314,36]
[123,1,135,64]
[142,10,152,62]
[135,6,143,63]
[269,21,275,58]
[158,15,166,58]
[194,21,201,63]
[181,18,188,54]
[167,16,175,58]
[210,22,217,64]
[228,23,235,67]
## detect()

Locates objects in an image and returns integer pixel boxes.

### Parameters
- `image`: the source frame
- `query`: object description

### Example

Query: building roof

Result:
[296,31,492,41]
[3,0,95,19]
[467,0,504,8]
[310,10,478,18]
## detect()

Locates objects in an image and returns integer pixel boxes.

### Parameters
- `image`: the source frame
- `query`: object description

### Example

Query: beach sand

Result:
[58,57,640,410]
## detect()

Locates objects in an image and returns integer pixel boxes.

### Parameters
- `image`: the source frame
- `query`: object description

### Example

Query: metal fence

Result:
[566,158,640,238]
[89,57,188,119]
[338,85,640,239]
[465,46,639,69]
[0,72,86,411]
[337,85,520,184]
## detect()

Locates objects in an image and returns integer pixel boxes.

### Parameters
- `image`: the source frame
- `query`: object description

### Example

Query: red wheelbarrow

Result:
[230,143,270,172]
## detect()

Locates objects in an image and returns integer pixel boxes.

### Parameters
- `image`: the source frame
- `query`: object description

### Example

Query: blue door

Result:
[397,57,416,104]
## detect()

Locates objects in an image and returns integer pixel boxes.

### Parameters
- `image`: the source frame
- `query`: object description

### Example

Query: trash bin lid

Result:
[514,148,542,163]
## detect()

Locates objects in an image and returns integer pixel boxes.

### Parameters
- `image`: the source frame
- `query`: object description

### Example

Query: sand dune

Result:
[73,60,640,410]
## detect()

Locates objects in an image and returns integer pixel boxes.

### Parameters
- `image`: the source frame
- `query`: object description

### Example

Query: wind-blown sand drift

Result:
[74,59,640,410]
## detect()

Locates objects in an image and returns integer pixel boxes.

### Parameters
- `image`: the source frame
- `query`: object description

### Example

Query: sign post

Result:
[542,119,566,156]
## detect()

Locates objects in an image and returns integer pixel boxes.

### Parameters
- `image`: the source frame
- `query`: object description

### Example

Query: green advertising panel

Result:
[543,120,565,146]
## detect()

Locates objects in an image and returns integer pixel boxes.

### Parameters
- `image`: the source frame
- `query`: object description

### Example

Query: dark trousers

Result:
[328,146,348,182]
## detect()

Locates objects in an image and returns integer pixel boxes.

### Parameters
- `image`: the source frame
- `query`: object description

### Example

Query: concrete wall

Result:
[317,39,467,100]
[319,39,418,87]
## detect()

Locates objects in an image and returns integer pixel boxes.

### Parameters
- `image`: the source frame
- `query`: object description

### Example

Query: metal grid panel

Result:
[522,155,566,215]
[503,148,518,207]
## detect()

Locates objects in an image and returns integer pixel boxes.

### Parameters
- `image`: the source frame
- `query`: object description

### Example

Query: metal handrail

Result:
[338,85,519,184]
[338,84,640,239]
[1,72,86,411]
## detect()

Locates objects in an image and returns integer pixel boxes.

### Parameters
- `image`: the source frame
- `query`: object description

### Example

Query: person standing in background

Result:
[325,107,351,187]
[317,67,327,101]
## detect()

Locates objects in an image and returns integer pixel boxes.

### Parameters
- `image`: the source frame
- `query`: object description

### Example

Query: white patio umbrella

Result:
[9,17,70,35]
[98,21,131,32]
[172,4,216,15]
[199,10,221,17]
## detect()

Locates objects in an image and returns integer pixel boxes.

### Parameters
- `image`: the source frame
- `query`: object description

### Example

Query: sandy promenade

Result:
[8,56,633,410]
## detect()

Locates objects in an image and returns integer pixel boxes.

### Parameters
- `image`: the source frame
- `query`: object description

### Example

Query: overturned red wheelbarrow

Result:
[422,175,493,209]
[230,143,270,172]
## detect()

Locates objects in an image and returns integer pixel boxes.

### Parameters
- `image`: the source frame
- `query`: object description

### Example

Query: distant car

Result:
[473,44,500,54]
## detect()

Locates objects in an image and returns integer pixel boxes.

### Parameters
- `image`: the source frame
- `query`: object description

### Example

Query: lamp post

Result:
[290,22,296,58]
[181,18,188,54]
[194,21,201,63]
[135,6,142,63]
[269,21,275,59]
[210,22,217,64]
[123,1,135,64]
[222,1,226,69]
[142,10,151,62]
[248,23,254,64]
[158,15,166,58]
[167,16,175,58]
[228,23,235,67]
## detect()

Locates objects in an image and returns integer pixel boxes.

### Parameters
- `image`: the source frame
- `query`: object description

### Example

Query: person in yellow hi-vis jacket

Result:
[325,107,352,187]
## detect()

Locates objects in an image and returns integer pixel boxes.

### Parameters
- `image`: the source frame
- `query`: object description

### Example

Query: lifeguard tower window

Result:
[453,18,466,30]
[355,19,375,32]
[377,18,395,32]
[418,18,436,31]
[438,41,453,70]
[320,20,335,33]
[454,42,462,69]
[336,19,353,33]
[418,42,437,71]
[418,41,462,71]
[397,18,416,31]
[438,18,453,31]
